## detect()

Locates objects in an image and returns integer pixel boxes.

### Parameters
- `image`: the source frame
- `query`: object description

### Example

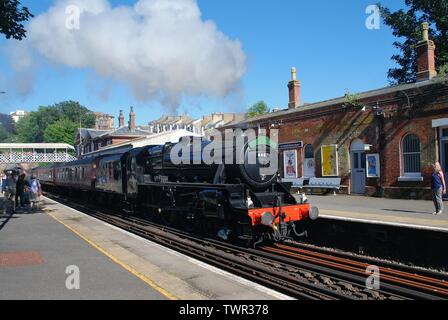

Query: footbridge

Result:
[0,143,77,163]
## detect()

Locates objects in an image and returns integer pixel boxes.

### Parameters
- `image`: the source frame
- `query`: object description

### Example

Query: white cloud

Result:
[19,0,246,112]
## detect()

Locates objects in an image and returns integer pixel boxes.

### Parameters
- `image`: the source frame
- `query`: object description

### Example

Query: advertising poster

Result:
[366,154,380,178]
[283,150,298,179]
[304,158,316,178]
[321,145,338,176]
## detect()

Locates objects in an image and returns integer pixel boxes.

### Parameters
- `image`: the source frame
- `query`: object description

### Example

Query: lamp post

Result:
[0,91,5,94]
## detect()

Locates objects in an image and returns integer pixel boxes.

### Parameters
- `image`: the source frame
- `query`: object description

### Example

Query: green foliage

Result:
[2,134,19,143]
[437,63,448,77]
[44,118,79,145]
[344,91,363,108]
[0,0,34,40]
[0,113,15,133]
[247,101,270,118]
[378,0,448,84]
[0,114,14,142]
[0,123,9,141]
[15,101,95,146]
[16,113,41,143]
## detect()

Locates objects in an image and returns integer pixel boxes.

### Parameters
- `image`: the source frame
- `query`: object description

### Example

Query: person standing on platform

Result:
[1,173,6,195]
[15,174,27,209]
[432,162,446,215]
[29,175,42,211]
[3,171,17,213]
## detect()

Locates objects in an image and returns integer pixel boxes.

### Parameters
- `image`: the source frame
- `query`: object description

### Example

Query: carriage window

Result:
[402,134,421,176]
[109,163,113,180]
[113,162,121,180]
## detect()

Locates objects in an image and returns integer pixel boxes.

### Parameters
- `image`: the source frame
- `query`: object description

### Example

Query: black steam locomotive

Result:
[33,136,318,245]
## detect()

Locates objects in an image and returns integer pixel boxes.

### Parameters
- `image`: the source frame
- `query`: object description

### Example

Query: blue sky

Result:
[0,0,406,125]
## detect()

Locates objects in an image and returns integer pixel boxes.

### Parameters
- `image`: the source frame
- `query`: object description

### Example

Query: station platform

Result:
[0,196,289,300]
[305,194,448,232]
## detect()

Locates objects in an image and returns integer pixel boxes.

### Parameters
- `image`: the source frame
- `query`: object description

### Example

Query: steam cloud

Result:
[20,0,247,111]
[4,42,35,96]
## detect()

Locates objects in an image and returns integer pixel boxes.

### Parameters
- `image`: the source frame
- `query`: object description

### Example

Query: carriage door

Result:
[441,128,448,198]
[351,139,366,194]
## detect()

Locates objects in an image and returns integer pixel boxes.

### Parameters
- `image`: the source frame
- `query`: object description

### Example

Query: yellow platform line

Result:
[46,211,178,300]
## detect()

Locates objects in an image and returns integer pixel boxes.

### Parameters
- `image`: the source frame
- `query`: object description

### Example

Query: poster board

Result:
[283,150,298,179]
[321,145,338,177]
[366,154,380,178]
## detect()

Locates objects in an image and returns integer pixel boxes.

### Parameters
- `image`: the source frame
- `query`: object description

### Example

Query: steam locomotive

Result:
[33,136,318,246]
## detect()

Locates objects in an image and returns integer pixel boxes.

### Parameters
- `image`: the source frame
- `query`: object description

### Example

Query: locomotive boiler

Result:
[146,137,278,189]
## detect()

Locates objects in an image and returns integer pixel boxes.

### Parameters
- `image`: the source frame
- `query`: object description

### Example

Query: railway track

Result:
[258,243,448,299]
[43,193,447,300]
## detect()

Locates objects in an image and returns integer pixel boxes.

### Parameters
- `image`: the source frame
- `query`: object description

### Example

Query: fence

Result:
[0,152,77,163]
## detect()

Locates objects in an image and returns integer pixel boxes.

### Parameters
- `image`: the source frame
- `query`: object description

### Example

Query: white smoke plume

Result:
[4,41,36,96]
[21,0,246,111]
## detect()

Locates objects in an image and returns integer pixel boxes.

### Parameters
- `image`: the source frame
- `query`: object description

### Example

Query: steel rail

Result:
[284,241,448,281]
[272,243,448,289]
[258,245,448,299]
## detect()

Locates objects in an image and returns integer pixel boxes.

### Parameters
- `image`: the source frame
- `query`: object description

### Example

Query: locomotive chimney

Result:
[129,107,136,131]
[416,22,437,82]
[288,67,301,109]
[118,110,124,127]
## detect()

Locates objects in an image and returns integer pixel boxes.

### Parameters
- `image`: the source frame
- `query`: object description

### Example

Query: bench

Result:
[304,178,341,195]
[281,178,305,188]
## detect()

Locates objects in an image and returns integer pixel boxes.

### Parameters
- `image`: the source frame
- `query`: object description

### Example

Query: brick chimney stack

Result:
[288,67,301,109]
[129,107,136,131]
[118,110,124,127]
[416,22,437,82]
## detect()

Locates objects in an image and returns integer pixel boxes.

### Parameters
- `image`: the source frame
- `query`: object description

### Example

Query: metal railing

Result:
[0,152,77,163]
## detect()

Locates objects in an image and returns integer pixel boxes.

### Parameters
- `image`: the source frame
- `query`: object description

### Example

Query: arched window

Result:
[402,134,421,176]
[304,144,314,159]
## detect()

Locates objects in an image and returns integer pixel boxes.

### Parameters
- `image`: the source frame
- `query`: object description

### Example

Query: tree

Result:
[0,113,15,133]
[16,101,96,145]
[247,101,270,118]
[0,123,9,142]
[378,0,448,84]
[16,114,41,143]
[56,101,96,127]
[44,118,79,145]
[0,0,34,40]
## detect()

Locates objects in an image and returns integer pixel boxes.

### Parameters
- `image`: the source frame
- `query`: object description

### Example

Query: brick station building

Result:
[230,23,448,199]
